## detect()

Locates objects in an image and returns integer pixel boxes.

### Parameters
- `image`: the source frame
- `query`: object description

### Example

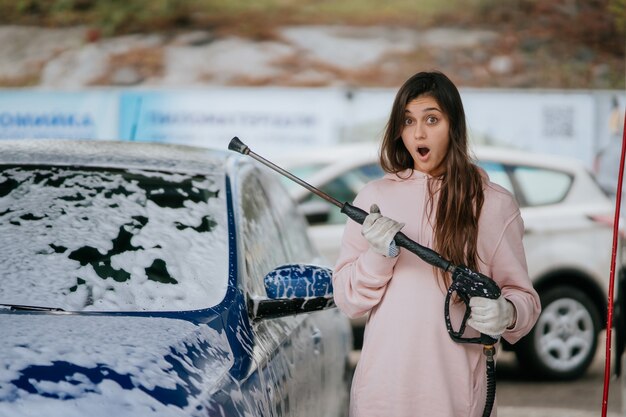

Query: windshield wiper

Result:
[0,303,65,312]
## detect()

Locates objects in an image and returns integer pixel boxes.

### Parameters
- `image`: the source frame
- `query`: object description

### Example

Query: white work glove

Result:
[361,204,404,257]
[467,296,516,338]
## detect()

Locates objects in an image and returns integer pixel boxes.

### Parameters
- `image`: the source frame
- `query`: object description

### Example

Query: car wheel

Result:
[515,286,601,380]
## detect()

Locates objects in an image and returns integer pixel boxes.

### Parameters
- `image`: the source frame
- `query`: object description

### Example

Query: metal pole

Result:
[601,111,626,417]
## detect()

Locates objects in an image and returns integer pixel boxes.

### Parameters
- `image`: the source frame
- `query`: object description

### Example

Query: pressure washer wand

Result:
[229,136,454,273]
[229,136,345,209]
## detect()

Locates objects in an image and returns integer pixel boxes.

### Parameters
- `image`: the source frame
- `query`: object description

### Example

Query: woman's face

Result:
[400,96,450,176]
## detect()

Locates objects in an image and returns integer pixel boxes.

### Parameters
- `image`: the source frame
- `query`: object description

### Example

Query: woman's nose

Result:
[413,122,426,139]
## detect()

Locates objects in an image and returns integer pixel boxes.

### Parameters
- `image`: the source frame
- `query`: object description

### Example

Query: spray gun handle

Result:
[339,202,369,224]
[341,202,452,271]
[445,265,501,345]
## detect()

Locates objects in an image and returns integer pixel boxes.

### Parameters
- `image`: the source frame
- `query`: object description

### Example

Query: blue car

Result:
[0,140,352,417]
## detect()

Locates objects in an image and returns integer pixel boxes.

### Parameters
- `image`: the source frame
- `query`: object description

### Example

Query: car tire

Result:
[515,286,601,380]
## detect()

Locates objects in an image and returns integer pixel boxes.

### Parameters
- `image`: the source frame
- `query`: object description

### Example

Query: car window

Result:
[479,160,572,207]
[262,172,315,262]
[239,174,290,296]
[512,166,572,206]
[304,163,384,225]
[0,165,229,312]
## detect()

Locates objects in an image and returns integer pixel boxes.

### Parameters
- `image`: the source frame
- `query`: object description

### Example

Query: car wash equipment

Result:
[601,113,626,417]
[229,136,501,417]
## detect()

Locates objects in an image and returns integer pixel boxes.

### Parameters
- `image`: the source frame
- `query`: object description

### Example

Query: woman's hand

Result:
[467,296,517,338]
[361,204,405,257]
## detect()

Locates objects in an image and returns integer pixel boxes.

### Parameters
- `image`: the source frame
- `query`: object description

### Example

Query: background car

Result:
[0,139,352,417]
[278,143,615,380]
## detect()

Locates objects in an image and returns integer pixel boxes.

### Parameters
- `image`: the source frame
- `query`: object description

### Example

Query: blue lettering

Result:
[16,114,31,126]
[143,111,316,128]
[0,113,94,128]
[34,115,47,126]
[0,113,13,126]
[50,115,62,126]
[82,115,94,126]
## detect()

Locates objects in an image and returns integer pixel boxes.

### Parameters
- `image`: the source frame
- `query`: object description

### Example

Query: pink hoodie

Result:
[333,169,541,417]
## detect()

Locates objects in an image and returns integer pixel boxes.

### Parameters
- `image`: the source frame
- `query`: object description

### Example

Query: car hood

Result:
[0,313,233,417]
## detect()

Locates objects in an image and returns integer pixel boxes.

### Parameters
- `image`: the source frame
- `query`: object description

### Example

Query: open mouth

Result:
[417,147,430,157]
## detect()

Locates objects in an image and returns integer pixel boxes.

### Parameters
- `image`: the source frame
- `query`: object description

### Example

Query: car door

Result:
[236,166,348,417]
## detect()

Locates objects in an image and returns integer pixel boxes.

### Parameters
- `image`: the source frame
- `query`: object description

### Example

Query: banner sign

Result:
[119,88,346,155]
[462,90,596,166]
[0,88,622,169]
[0,91,119,140]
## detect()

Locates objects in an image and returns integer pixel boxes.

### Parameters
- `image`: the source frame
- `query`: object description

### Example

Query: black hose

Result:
[482,346,496,417]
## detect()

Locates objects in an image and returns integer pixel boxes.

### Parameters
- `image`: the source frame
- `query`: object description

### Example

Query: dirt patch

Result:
[90,46,164,86]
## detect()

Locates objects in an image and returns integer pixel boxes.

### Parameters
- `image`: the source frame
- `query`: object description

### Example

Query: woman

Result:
[333,71,541,417]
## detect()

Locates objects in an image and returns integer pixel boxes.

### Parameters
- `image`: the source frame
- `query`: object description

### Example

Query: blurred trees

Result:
[1,0,622,41]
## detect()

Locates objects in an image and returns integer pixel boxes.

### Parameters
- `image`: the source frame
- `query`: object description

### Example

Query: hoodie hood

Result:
[382,168,435,182]
[382,166,489,183]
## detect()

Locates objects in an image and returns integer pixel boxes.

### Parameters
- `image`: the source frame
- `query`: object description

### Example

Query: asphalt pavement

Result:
[499,407,621,417]
[495,332,622,417]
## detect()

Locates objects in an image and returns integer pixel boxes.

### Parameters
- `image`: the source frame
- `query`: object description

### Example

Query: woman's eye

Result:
[404,118,414,126]
[426,116,438,124]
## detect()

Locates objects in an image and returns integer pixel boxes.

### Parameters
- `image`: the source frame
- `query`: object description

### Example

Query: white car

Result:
[277,143,615,380]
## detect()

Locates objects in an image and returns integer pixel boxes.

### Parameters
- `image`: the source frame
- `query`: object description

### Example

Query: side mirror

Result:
[299,200,331,225]
[250,264,335,321]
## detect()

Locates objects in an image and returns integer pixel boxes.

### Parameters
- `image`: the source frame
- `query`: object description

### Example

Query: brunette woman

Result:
[333,71,541,417]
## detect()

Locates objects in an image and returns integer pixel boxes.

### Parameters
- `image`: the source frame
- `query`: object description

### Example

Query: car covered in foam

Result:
[0,139,351,417]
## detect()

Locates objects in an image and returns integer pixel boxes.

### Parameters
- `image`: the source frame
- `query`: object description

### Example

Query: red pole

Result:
[601,111,626,417]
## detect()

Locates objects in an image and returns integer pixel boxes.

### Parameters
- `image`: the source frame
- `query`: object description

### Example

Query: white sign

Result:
[120,88,346,155]
[0,91,119,140]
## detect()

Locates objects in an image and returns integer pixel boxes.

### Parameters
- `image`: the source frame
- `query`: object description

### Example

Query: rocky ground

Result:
[0,3,623,90]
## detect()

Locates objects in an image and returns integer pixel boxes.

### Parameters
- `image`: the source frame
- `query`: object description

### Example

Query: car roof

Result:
[474,146,590,174]
[280,142,604,203]
[0,139,235,176]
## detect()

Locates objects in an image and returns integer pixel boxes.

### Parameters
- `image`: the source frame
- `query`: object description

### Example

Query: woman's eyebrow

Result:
[405,107,442,114]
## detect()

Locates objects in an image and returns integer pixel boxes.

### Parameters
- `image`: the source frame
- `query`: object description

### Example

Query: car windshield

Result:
[0,165,229,312]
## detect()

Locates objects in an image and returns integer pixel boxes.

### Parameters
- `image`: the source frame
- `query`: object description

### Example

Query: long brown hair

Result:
[380,71,484,287]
